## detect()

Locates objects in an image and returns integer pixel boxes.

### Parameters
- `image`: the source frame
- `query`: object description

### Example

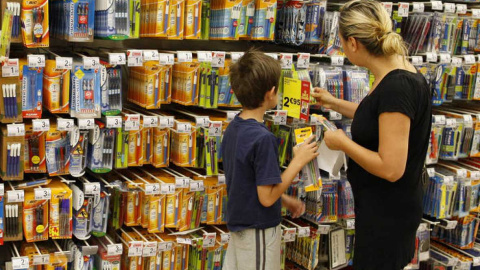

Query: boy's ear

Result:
[267,86,276,99]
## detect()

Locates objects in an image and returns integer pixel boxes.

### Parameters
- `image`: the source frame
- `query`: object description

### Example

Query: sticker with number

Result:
[413,3,424,13]
[84,183,101,195]
[318,225,330,234]
[397,3,410,17]
[274,111,288,125]
[297,53,310,69]
[190,180,205,192]
[143,242,158,257]
[178,51,193,62]
[175,177,190,188]
[33,254,50,265]
[280,53,293,69]
[7,124,25,137]
[212,51,226,68]
[176,237,192,245]
[56,57,73,70]
[34,188,52,200]
[266,53,278,60]
[143,50,159,61]
[78,119,95,129]
[310,115,321,125]
[159,53,175,65]
[33,119,50,132]
[218,174,226,185]
[431,1,443,11]
[176,122,192,133]
[452,57,462,67]
[297,227,310,238]
[158,242,173,252]
[83,57,100,69]
[221,233,231,244]
[124,115,141,131]
[426,52,437,63]
[411,56,423,65]
[197,51,213,62]
[12,257,29,269]
[427,168,435,177]
[145,183,161,195]
[440,54,451,64]
[209,121,223,137]
[203,233,217,248]
[346,219,355,229]
[283,228,296,242]
[464,55,476,64]
[109,53,126,65]
[473,9,480,19]
[329,111,342,120]
[159,116,175,128]
[226,111,239,122]
[127,50,143,67]
[107,244,123,256]
[231,52,244,63]
[382,2,393,15]
[195,116,210,128]
[7,190,24,203]
[456,4,467,14]
[0,183,4,196]
[445,3,455,13]
[128,241,144,257]
[331,56,344,66]
[57,119,74,131]
[161,183,175,194]
[106,116,123,128]
[2,58,19,77]
[28,55,46,68]
[143,116,158,127]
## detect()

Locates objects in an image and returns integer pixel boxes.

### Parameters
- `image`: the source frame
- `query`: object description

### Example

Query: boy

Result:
[222,50,319,270]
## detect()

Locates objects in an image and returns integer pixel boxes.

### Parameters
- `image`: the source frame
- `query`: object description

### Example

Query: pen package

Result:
[439,118,462,161]
[94,0,130,40]
[304,0,327,45]
[140,0,169,38]
[90,237,122,270]
[21,0,49,48]
[203,127,219,176]
[325,11,343,56]
[0,5,14,59]
[1,0,21,45]
[91,189,109,237]
[24,122,47,173]
[294,127,321,192]
[127,129,143,167]
[453,64,477,101]
[114,126,129,169]
[426,115,445,165]
[142,126,154,165]
[152,127,170,168]
[338,179,354,219]
[209,0,242,40]
[61,0,95,42]
[167,0,185,40]
[128,62,167,109]
[19,60,43,119]
[46,127,71,176]
[70,129,90,177]
[3,202,23,241]
[238,0,254,38]
[432,64,454,106]
[23,190,49,242]
[184,0,202,39]
[343,68,369,104]
[43,59,71,114]
[201,0,210,40]
[217,60,241,108]
[108,180,127,230]
[0,195,3,245]
[0,77,22,123]
[170,121,196,167]
[71,183,94,240]
[148,194,166,233]
[70,63,102,118]
[198,64,219,109]
[125,187,142,226]
[172,62,201,106]
[166,189,182,228]
[49,180,73,239]
[100,63,123,116]
[0,126,25,180]
[318,181,338,223]
[250,0,275,40]
[438,111,474,159]
[205,184,224,225]
[88,122,115,173]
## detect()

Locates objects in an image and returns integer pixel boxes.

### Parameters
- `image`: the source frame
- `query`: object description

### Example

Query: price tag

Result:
[159,116,175,128]
[203,233,217,248]
[218,174,226,185]
[331,56,344,66]
[33,254,50,265]
[231,52,244,63]
[176,122,192,133]
[158,242,173,252]
[195,116,210,128]
[2,58,19,77]
[28,54,45,68]
[310,115,321,125]
[413,3,424,13]
[274,110,288,125]
[451,57,462,67]
[78,119,95,129]
[178,51,193,63]
[382,2,393,15]
[265,53,278,60]
[283,228,296,242]
[426,52,437,63]
[127,50,143,67]
[297,53,310,69]
[226,111,239,122]
[33,119,50,132]
[12,256,29,269]
[398,3,410,17]
[329,111,342,120]
[473,258,480,267]
[440,54,451,64]
[176,237,192,245]
[7,190,24,203]
[175,177,190,188]
[445,220,458,230]
[142,242,158,257]
[108,53,126,65]
[457,169,468,179]
[145,183,161,195]
[106,116,123,128]
[297,227,310,238]
[212,51,226,68]
[464,55,476,64]
[84,183,101,195]
[473,9,480,19]
[143,50,159,61]
[431,1,443,11]
[107,244,123,256]
[56,57,73,70]
[411,56,423,65]
[190,180,204,192]
[143,116,158,128]
[209,121,223,137]
[197,51,213,62]
[221,233,231,244]
[34,188,52,200]
[471,171,480,180]
[346,219,355,229]
[124,114,141,131]
[7,124,25,136]
[0,183,4,196]
[83,57,100,69]
[445,3,455,13]
[161,183,175,195]
[318,225,330,234]
[128,241,144,257]
[427,168,435,177]
[456,4,467,14]
[57,119,74,131]
[159,53,175,65]
[280,53,293,69]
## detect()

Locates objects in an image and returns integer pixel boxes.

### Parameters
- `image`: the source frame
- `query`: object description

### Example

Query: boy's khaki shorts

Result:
[223,225,281,270]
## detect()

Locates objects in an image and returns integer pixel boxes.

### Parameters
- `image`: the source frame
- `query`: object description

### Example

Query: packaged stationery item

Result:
[294,127,321,192]
[45,125,71,176]
[0,76,22,123]
[69,129,90,177]
[19,59,43,118]
[0,2,16,59]
[70,63,102,118]
[71,181,97,240]
[239,0,255,38]
[184,0,202,39]
[128,62,172,109]
[43,59,70,114]
[250,0,276,40]
[426,115,446,165]
[21,0,49,48]
[51,0,95,42]
[48,179,73,239]
[167,0,185,40]
[100,64,122,116]
[304,0,327,44]
[88,120,116,173]
[171,62,201,106]
[0,126,24,180]
[140,0,169,38]
[24,122,47,173]
[23,189,49,242]
[3,202,23,241]
[209,0,243,40]
[95,0,130,40]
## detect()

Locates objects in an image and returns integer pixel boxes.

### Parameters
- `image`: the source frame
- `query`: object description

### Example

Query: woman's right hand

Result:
[311,88,337,110]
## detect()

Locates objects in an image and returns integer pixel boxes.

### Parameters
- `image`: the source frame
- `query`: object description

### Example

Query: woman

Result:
[312,0,432,269]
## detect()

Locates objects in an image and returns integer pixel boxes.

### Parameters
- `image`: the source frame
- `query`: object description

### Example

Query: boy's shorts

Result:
[223,225,281,270]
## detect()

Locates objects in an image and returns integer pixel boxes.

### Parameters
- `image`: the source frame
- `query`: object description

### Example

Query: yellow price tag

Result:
[283,77,302,119]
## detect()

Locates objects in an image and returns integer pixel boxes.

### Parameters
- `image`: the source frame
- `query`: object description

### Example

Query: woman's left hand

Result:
[323,129,348,151]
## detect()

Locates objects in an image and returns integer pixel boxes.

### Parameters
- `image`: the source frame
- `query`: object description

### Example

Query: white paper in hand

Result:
[317,141,346,177]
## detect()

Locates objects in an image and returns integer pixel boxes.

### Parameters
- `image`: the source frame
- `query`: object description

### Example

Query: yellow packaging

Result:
[153,128,170,167]
[43,60,70,114]
[184,0,202,39]
[128,129,143,167]
[166,189,182,228]
[49,179,73,239]
[23,190,49,242]
[125,190,141,226]
[21,0,49,48]
[168,0,185,39]
[149,194,166,233]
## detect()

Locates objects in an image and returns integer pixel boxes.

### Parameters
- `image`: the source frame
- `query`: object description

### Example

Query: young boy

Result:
[222,50,319,270]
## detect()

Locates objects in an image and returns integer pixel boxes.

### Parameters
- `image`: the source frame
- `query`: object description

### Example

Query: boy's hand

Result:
[293,136,319,167]
[282,195,305,218]
[311,88,337,110]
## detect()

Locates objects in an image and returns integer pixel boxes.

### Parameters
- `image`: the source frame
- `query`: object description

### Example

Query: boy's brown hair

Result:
[229,49,281,109]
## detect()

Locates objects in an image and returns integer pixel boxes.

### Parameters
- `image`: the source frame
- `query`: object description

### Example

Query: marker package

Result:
[0,126,25,181]
[0,77,22,123]
[95,0,130,40]
[49,180,73,239]
[21,0,49,48]
[3,202,23,241]
[70,129,90,177]
[184,0,202,39]
[88,121,115,173]
[52,0,95,42]
[23,190,49,242]
[19,60,43,118]
[24,123,47,173]
[250,0,275,40]
[318,181,338,223]
[100,64,123,116]
[46,126,71,176]
[70,64,102,118]
[43,60,71,114]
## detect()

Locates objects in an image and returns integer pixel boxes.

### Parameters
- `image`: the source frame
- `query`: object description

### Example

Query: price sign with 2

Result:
[212,51,226,68]
[56,57,73,70]
[57,119,74,131]
[79,119,95,130]
[84,183,101,195]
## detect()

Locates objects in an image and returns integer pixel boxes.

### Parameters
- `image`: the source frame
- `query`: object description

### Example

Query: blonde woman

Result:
[313,0,432,269]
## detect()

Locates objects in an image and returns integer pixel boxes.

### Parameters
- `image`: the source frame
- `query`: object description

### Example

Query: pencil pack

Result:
[0,125,25,180]
[21,0,49,48]
[43,59,71,114]
[23,190,49,242]
[294,127,321,192]
[24,122,47,173]
[19,59,43,118]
